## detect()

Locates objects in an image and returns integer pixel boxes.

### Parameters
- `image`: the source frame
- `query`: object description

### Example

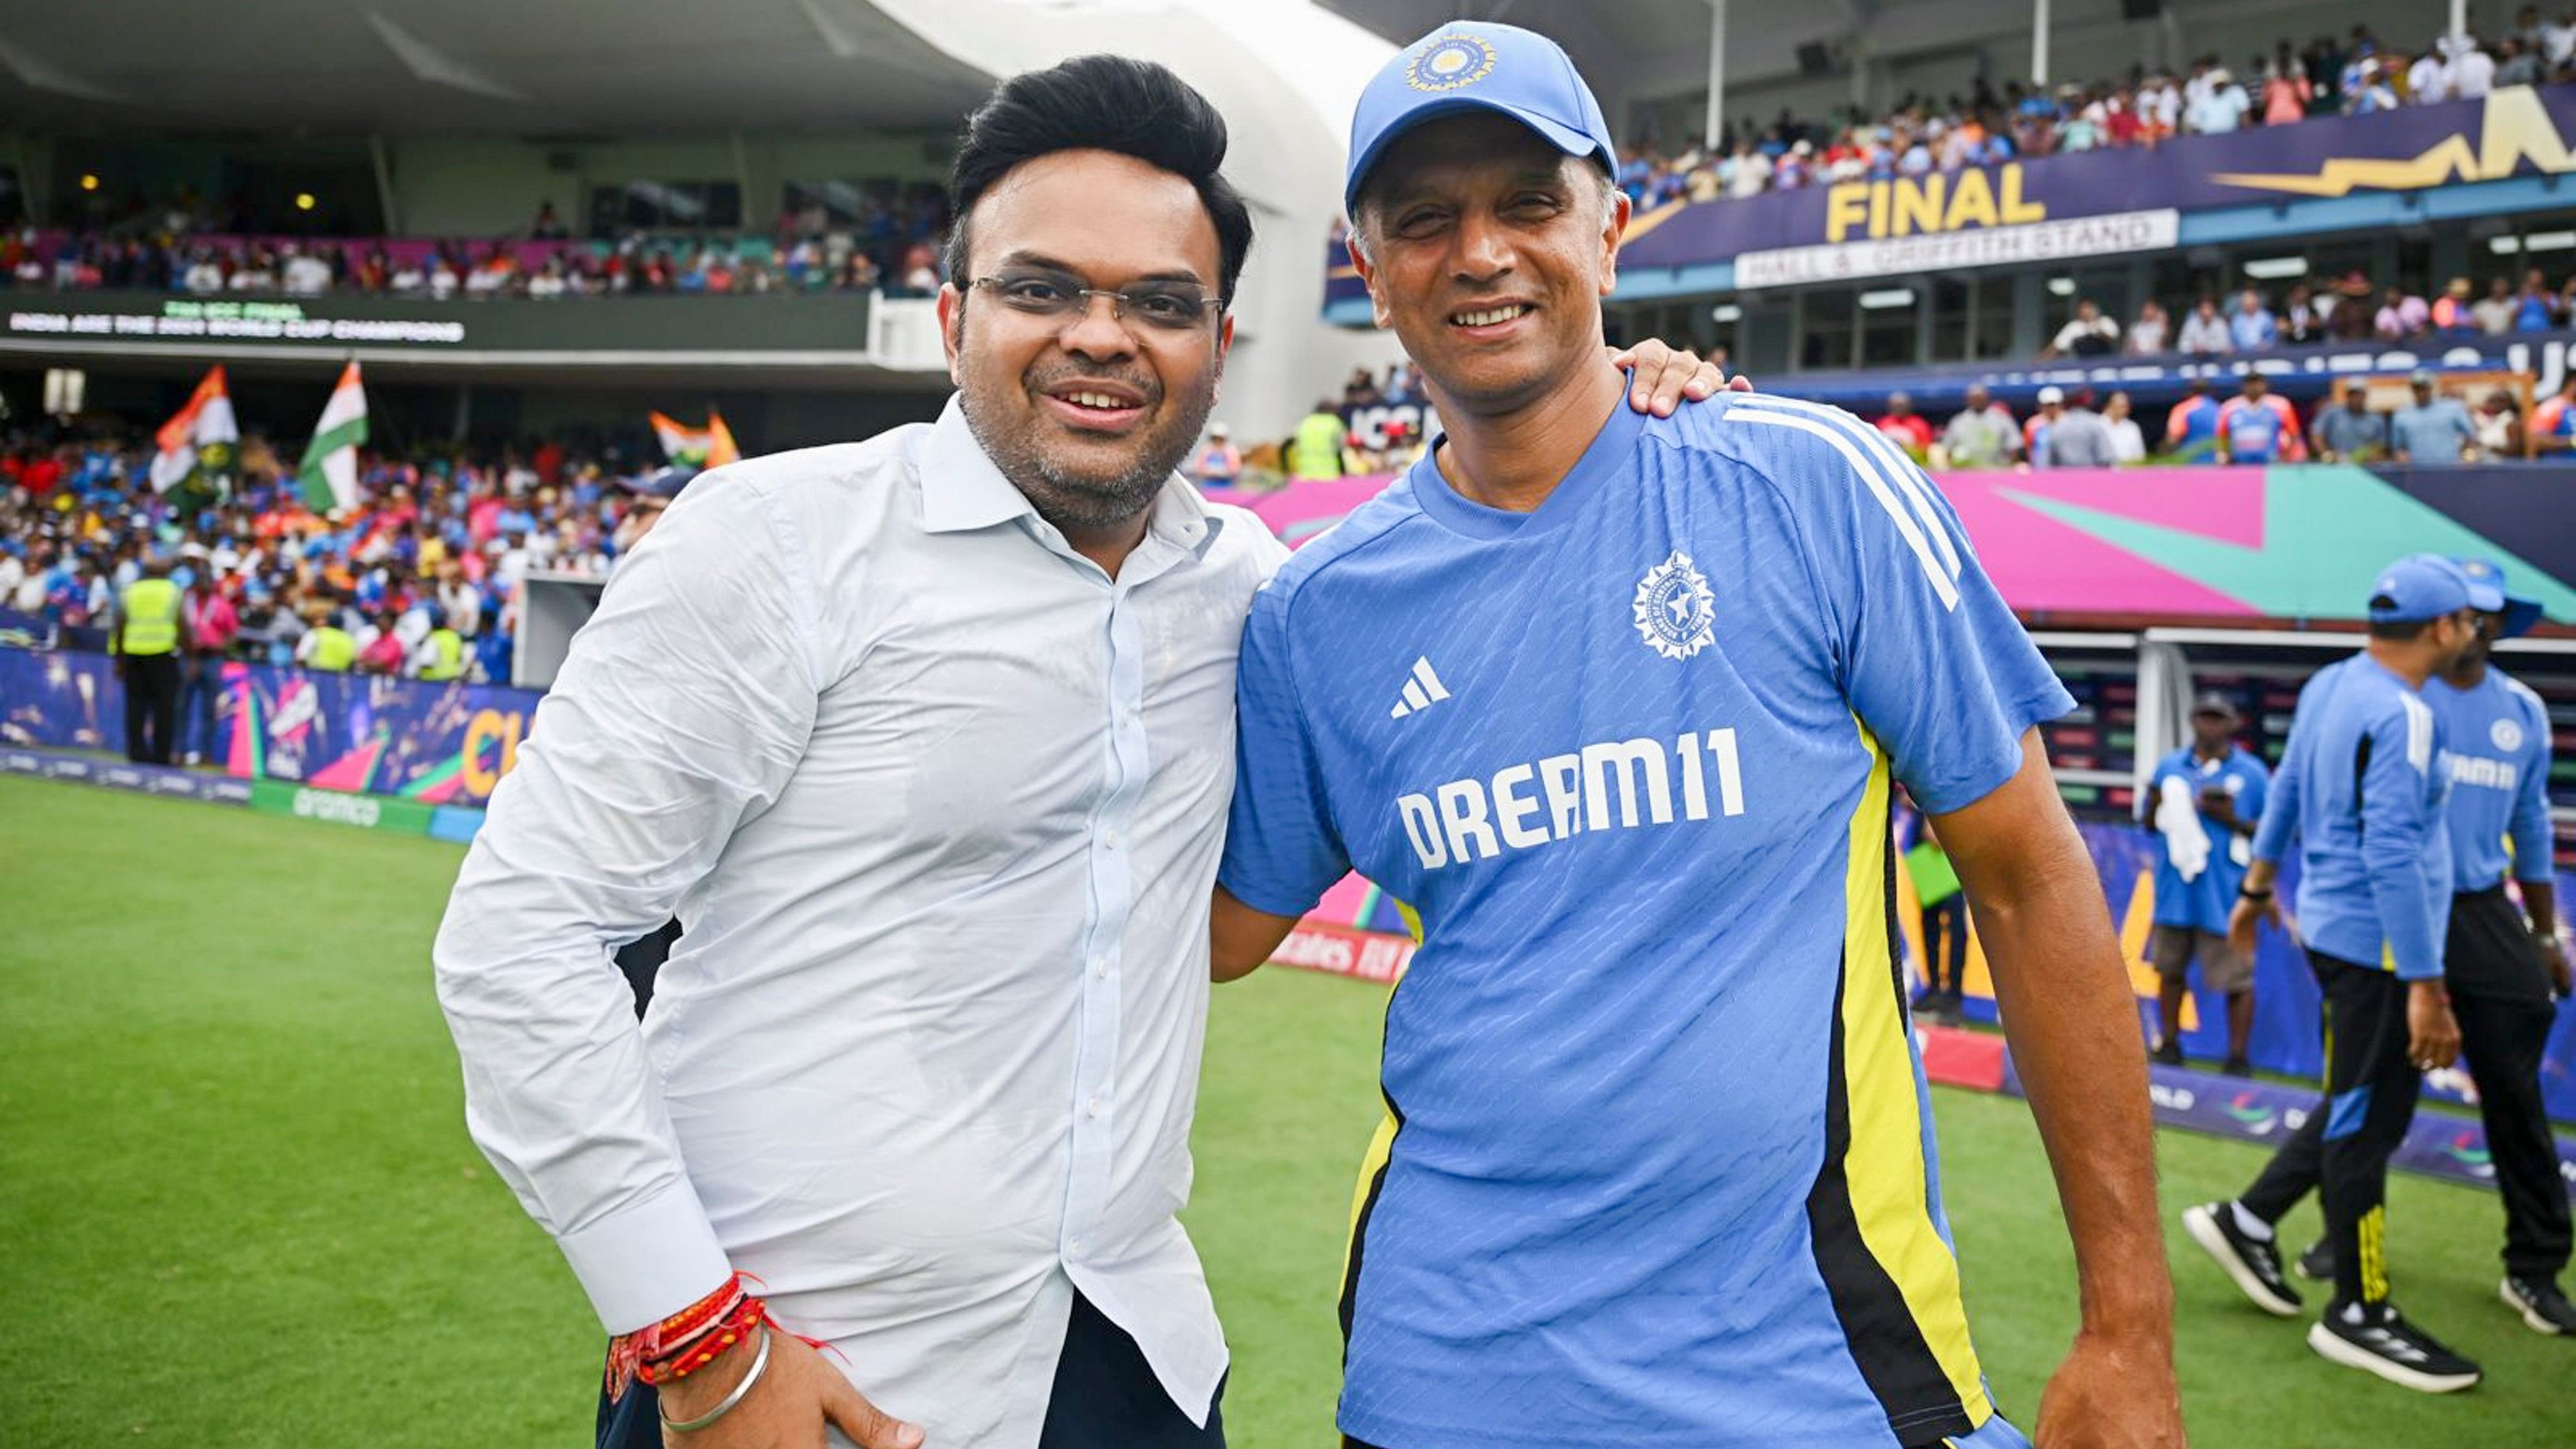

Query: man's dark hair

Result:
[945,55,1254,306]
[2366,604,2430,642]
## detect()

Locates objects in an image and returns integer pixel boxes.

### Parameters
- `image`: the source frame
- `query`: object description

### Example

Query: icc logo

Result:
[1633,550,1717,660]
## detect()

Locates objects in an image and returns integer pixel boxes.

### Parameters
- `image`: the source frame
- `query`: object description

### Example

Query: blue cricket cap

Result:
[1344,21,1618,219]
[625,465,699,500]
[2366,552,2474,623]
[2454,556,2545,638]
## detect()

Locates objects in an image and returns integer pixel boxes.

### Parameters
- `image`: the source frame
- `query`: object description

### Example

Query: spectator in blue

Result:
[2311,379,2389,463]
[2142,693,2270,1074]
[2514,267,2561,332]
[2389,370,2478,463]
[2229,288,2279,351]
[2164,379,2224,459]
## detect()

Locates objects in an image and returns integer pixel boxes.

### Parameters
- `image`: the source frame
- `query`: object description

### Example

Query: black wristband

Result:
[2238,887,2273,902]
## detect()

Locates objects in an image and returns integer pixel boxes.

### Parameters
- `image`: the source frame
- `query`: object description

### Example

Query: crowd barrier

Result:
[1292,823,2576,1128]
[0,644,540,814]
[11,597,2576,1125]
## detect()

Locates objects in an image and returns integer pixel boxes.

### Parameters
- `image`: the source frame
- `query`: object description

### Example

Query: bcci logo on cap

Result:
[1633,550,1716,660]
[1407,34,1496,92]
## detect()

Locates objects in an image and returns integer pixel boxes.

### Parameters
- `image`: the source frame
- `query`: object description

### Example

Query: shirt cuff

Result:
[555,1180,734,1334]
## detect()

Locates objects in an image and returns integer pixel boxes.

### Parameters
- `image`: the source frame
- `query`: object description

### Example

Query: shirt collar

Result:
[918,392,1225,560]
[920,395,1037,534]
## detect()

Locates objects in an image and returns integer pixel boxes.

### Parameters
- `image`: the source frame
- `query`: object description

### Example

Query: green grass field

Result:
[4,772,2571,1447]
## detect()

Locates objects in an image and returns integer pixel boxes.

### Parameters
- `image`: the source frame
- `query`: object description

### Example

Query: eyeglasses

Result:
[969,271,1223,332]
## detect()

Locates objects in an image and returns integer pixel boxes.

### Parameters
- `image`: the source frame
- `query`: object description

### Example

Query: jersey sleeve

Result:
[2357,693,2445,980]
[1764,409,2074,814]
[2236,756,2270,828]
[2511,687,2556,884]
[1217,579,1352,919]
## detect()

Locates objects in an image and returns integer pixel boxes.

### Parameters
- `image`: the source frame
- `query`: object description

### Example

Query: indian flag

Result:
[149,366,240,494]
[296,361,370,513]
[650,409,741,468]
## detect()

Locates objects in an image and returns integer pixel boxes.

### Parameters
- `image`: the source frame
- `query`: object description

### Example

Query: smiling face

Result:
[938,148,1232,535]
[1348,113,1626,419]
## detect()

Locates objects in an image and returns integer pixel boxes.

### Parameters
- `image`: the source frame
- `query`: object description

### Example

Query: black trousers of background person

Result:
[121,652,182,765]
[594,1292,1223,1448]
[2443,888,2572,1281]
[2239,950,2424,1310]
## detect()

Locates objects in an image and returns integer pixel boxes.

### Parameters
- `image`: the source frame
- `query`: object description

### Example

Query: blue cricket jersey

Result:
[2249,656,2454,979]
[1220,391,2071,1448]
[2143,745,2269,933]
[2426,668,2555,892]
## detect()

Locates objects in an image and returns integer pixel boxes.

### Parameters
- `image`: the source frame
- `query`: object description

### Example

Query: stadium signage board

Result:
[1734,208,2179,289]
[1327,86,2576,304]
[248,778,435,835]
[7,297,465,345]
[0,290,878,362]
[1268,919,1412,984]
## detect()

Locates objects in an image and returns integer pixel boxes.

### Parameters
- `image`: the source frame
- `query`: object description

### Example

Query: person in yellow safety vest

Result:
[113,556,185,765]
[413,609,468,683]
[1288,399,1347,479]
[297,602,359,673]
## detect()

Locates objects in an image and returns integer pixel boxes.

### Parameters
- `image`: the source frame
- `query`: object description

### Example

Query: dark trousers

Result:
[178,653,223,761]
[2445,888,2572,1280]
[1920,895,1969,996]
[121,653,181,765]
[595,1291,1223,1448]
[2240,950,2422,1308]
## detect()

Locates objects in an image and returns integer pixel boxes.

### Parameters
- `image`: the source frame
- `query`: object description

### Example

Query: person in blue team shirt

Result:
[1209,22,2180,1449]
[2184,554,2484,1392]
[2277,560,2574,1335]
[2141,693,2269,1074]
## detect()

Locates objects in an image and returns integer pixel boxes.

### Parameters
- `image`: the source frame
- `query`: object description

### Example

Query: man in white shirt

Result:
[2451,35,2498,98]
[280,245,332,296]
[2409,44,2455,103]
[436,54,1725,1449]
[2547,10,2576,66]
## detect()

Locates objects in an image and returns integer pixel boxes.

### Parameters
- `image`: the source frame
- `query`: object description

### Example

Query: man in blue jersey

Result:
[1210,22,2181,1449]
[2141,693,2269,1073]
[2281,559,2573,1334]
[2184,555,2485,1392]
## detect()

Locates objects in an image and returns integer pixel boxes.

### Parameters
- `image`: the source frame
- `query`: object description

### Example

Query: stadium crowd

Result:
[1873,366,2556,469]
[7,192,954,300]
[1549,23,2574,211]
[2040,267,2576,362]
[0,426,683,709]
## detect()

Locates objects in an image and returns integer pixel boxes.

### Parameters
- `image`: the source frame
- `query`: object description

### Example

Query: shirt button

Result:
[1067,1238,1083,1256]
[1086,1096,1104,1118]
[1102,832,1120,850]
[1092,958,1111,980]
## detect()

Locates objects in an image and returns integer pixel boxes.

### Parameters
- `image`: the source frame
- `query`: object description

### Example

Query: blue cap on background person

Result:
[1344,21,1618,217]
[624,465,699,500]
[2366,552,2474,623]
[2452,556,2545,638]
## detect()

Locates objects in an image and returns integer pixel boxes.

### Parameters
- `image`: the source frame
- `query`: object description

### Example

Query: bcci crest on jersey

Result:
[1633,550,1716,660]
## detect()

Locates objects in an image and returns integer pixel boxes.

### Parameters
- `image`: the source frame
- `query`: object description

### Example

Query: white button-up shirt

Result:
[433,397,1285,1448]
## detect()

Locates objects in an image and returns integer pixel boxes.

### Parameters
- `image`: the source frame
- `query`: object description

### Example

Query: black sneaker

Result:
[2308,1303,2482,1392]
[2182,1201,2302,1317]
[2502,1275,2576,1335]
[2221,1055,2253,1077]
[2152,1038,2185,1067]
[2297,1238,2335,1283]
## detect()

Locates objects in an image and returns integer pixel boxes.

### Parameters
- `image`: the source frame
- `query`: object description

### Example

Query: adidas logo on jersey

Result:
[1389,656,1452,720]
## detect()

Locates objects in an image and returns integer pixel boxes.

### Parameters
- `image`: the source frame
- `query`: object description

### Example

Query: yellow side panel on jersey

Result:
[1839,729,1990,1420]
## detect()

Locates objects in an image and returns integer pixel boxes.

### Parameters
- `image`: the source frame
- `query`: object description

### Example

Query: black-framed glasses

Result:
[969,270,1223,332]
